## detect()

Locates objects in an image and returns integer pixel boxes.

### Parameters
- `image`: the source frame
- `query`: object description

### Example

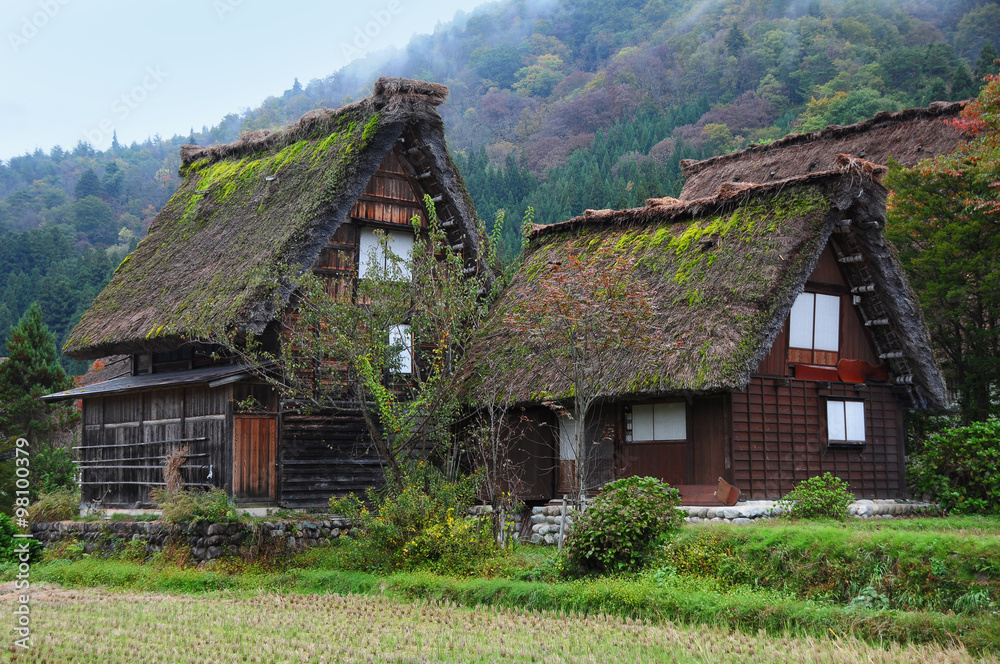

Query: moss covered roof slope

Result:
[65,79,479,360]
[471,158,948,410]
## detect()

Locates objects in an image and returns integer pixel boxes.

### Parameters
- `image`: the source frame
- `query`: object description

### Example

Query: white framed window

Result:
[826,399,866,443]
[359,228,414,279]
[630,402,686,442]
[789,292,840,352]
[389,324,412,375]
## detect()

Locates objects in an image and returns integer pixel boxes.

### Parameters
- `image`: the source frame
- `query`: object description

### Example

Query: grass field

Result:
[2,516,998,662]
[1,584,996,663]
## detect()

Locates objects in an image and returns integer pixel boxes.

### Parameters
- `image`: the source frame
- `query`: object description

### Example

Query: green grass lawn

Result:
[2,516,999,661]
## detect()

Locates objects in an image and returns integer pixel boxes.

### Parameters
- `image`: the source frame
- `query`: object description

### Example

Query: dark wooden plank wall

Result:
[276,148,434,507]
[349,150,426,226]
[504,407,557,502]
[279,411,382,508]
[80,385,231,507]
[730,377,902,498]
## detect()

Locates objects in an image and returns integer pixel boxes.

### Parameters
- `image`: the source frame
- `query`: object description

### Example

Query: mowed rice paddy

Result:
[1,586,995,664]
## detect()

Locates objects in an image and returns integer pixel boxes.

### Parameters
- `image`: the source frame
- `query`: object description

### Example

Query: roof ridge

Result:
[178,77,448,168]
[530,156,884,240]
[680,100,967,178]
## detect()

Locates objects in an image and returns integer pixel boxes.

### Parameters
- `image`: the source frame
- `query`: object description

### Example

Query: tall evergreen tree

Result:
[976,43,1000,81]
[73,168,103,201]
[0,303,76,442]
[0,304,79,512]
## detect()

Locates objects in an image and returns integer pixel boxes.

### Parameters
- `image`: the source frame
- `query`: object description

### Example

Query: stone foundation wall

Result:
[30,518,353,561]
[524,499,936,544]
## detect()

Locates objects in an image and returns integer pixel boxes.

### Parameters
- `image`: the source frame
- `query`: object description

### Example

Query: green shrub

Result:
[908,419,1000,513]
[0,513,41,563]
[330,461,497,574]
[151,487,238,524]
[778,473,853,520]
[28,488,80,523]
[565,476,683,574]
[32,446,78,498]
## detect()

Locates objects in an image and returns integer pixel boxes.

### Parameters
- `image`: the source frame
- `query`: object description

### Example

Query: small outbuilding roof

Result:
[64,78,480,360]
[470,156,948,410]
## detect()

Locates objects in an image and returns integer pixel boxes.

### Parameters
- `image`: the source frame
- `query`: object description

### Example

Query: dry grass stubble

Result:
[0,586,995,663]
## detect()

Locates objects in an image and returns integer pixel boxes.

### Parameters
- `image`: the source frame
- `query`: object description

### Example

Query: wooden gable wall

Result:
[277,149,430,508]
[730,241,905,500]
[756,243,880,377]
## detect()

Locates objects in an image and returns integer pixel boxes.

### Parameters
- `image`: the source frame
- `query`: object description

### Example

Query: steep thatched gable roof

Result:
[472,158,948,410]
[65,79,480,360]
[679,101,966,200]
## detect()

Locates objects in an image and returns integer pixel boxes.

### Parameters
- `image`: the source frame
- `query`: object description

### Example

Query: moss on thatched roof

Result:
[65,79,478,359]
[472,158,948,410]
[680,101,966,200]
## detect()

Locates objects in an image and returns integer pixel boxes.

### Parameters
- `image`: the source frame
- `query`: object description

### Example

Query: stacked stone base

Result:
[681,499,935,524]
[519,499,936,544]
[527,504,575,545]
[30,518,353,562]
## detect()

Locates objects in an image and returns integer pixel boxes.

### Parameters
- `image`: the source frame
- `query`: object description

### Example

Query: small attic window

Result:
[359,228,414,279]
[789,292,839,352]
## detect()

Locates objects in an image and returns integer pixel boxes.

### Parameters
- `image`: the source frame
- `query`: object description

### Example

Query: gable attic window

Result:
[826,399,866,447]
[359,228,414,279]
[628,402,686,442]
[789,292,840,365]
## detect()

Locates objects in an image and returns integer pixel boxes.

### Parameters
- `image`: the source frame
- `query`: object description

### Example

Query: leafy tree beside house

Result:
[885,71,1000,424]
[0,303,79,512]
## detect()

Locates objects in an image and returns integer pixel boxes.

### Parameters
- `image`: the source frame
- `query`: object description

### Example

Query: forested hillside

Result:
[2,0,999,371]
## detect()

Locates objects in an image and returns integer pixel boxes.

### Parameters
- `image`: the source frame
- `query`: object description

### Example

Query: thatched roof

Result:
[680,101,966,200]
[471,157,948,410]
[65,78,480,360]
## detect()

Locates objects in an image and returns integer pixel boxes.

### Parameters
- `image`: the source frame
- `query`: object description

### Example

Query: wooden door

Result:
[233,415,277,502]
[691,396,730,485]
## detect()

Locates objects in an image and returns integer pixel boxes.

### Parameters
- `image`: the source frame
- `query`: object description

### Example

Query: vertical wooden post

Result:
[557,495,567,552]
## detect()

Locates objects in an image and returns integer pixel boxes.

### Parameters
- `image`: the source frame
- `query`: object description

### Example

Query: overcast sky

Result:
[0,0,486,161]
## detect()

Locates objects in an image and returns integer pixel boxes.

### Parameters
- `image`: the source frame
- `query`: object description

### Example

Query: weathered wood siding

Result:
[349,150,426,226]
[731,377,903,498]
[278,411,382,508]
[80,385,230,507]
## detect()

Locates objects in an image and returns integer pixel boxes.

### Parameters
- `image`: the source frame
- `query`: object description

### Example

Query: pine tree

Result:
[0,303,76,442]
[73,169,103,201]
[976,43,999,81]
